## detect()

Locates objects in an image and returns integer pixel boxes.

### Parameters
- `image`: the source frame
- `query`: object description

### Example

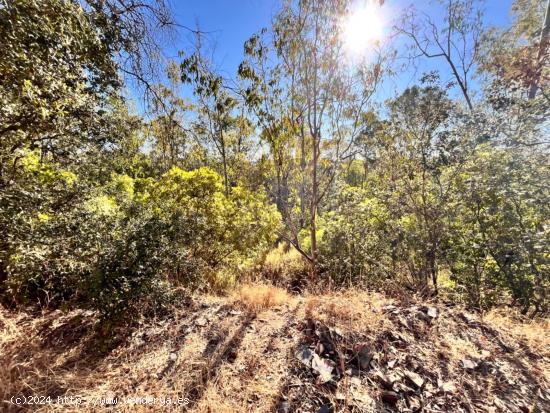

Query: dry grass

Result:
[263,244,304,268]
[305,289,391,333]
[190,298,302,413]
[261,244,308,287]
[0,297,231,412]
[437,334,481,362]
[0,309,23,401]
[234,283,290,312]
[1,288,548,412]
[483,308,550,357]
[0,308,103,411]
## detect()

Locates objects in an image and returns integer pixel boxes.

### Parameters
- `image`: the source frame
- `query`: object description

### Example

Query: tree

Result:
[447,143,549,313]
[180,50,240,195]
[481,0,549,109]
[270,0,382,278]
[147,62,192,173]
[239,30,298,221]
[397,0,483,111]
[528,0,550,99]
[0,0,178,308]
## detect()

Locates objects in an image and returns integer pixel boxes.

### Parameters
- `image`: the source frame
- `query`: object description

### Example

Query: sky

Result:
[170,0,277,78]
[141,0,519,110]
[168,0,514,73]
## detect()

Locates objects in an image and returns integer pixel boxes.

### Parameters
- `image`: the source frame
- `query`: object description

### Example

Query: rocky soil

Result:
[1,291,548,412]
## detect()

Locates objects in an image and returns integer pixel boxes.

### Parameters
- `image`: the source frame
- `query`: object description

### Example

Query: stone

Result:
[381,390,399,405]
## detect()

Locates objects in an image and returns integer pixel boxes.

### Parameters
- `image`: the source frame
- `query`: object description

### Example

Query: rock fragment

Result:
[461,358,478,370]
[381,390,399,405]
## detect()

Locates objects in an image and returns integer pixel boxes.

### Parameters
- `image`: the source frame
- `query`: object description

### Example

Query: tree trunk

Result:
[0,261,7,286]
[220,133,229,195]
[429,248,438,296]
[276,164,283,213]
[310,133,318,280]
[528,0,550,99]
[299,121,306,229]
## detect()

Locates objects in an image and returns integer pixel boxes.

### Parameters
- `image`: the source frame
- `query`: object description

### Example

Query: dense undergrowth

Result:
[1,0,548,330]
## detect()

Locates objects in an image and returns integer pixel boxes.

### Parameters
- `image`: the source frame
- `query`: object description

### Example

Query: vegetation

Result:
[0,0,548,326]
[0,2,549,411]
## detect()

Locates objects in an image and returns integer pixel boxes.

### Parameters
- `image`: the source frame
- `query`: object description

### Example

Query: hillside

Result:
[2,289,548,412]
[1,1,549,412]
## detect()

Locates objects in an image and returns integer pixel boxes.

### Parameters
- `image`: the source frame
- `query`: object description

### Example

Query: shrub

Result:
[446,147,549,313]
[147,167,281,287]
[235,283,289,312]
[2,166,281,320]
[319,186,393,286]
[261,244,308,289]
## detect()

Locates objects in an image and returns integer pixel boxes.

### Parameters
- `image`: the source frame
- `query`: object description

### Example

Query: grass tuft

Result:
[235,283,290,312]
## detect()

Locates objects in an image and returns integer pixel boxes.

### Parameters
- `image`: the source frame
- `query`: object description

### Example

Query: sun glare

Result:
[342,3,384,58]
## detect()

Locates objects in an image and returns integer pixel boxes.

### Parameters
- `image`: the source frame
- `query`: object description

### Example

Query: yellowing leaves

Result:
[37,212,50,222]
[86,195,118,216]
[18,150,77,186]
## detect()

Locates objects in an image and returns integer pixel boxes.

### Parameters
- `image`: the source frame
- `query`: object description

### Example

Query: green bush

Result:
[319,185,393,286]
[2,165,281,319]
[446,146,549,313]
[146,167,281,287]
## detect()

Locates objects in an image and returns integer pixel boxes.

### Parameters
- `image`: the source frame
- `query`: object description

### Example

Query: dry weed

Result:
[305,289,391,333]
[483,308,550,357]
[261,244,308,288]
[235,283,290,312]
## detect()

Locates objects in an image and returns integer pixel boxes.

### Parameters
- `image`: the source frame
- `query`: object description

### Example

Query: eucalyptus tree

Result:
[238,29,303,237]
[147,62,192,173]
[397,0,484,111]
[528,0,550,99]
[180,50,239,195]
[382,79,464,294]
[262,0,383,278]
[0,0,177,172]
[447,0,550,313]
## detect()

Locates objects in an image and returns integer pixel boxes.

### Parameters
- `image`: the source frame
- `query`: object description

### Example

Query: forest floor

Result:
[1,287,549,413]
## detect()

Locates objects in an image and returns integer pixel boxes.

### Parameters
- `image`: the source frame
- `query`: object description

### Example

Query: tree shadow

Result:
[453,313,548,412]
[2,309,134,402]
[183,312,257,410]
[268,304,334,413]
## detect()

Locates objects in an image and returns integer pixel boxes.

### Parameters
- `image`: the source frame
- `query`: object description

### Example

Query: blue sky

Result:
[142,0,518,111]
[170,0,277,78]
[169,0,514,74]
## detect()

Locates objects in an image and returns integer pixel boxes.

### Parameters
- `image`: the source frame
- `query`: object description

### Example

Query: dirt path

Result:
[187,298,304,412]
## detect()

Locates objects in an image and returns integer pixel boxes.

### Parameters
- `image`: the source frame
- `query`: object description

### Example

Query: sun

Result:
[341,2,385,57]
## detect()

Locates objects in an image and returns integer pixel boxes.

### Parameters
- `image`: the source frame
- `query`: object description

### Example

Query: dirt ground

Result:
[1,288,548,412]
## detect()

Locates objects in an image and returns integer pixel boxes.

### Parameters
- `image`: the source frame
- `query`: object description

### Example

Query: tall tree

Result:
[272,0,382,278]
[397,0,483,111]
[181,49,240,195]
[528,0,550,98]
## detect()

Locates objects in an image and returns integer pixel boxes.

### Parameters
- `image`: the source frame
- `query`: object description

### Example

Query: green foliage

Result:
[319,186,392,285]
[0,0,118,168]
[446,145,549,312]
[2,166,280,318]
[145,167,281,287]
[317,79,548,314]
[1,0,548,323]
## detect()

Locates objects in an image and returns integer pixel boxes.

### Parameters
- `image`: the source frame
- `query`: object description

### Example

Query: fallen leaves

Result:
[292,301,548,412]
[295,345,336,384]
[403,369,424,389]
